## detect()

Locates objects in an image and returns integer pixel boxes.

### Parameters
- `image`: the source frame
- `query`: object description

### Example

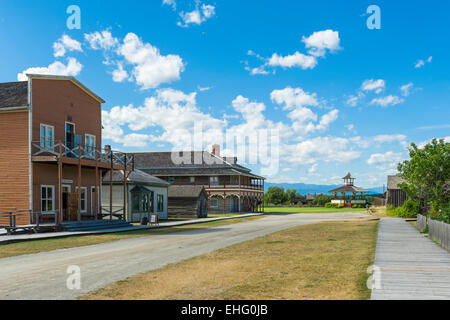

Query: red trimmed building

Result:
[131,145,265,214]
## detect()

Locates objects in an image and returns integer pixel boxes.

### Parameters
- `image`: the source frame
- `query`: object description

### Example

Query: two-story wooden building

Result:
[0,74,131,227]
[132,145,265,214]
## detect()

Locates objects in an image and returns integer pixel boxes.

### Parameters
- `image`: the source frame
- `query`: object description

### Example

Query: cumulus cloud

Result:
[84,30,119,50]
[245,29,340,75]
[370,95,404,107]
[268,52,317,70]
[117,32,185,89]
[178,3,215,27]
[270,87,338,134]
[367,151,403,166]
[301,29,341,57]
[17,57,83,81]
[112,62,129,82]
[361,79,385,94]
[400,83,414,97]
[53,35,83,57]
[162,0,176,10]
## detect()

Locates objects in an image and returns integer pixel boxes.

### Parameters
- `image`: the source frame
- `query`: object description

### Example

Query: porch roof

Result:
[103,169,170,187]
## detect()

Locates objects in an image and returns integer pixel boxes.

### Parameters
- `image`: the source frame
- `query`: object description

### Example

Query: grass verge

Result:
[0,215,265,259]
[84,220,379,300]
[264,207,365,214]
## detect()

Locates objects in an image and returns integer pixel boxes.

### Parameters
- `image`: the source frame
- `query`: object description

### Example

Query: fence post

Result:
[9,212,12,228]
[36,212,40,227]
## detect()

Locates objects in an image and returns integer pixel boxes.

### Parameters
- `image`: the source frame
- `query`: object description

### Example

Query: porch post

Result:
[77,145,81,222]
[57,143,63,225]
[123,154,127,221]
[110,150,113,221]
[95,155,99,221]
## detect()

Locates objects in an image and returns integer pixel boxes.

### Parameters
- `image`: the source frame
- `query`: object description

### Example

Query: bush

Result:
[312,195,333,206]
[393,200,420,218]
[337,204,344,209]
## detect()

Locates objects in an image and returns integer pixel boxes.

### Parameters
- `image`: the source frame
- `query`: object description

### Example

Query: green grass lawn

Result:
[264,206,366,214]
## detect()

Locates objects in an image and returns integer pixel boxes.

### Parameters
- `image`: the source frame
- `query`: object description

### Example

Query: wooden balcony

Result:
[31,141,134,170]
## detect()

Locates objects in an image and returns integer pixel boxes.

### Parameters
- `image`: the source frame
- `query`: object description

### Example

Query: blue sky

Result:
[1,0,449,187]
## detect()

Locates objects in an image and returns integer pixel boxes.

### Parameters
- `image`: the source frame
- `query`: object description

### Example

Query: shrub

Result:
[337,204,344,209]
[393,200,420,218]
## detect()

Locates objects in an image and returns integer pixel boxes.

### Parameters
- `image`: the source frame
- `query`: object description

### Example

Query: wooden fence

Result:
[428,219,450,251]
[417,214,427,232]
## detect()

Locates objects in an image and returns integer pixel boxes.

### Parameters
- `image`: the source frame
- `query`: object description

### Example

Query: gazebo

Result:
[328,173,368,208]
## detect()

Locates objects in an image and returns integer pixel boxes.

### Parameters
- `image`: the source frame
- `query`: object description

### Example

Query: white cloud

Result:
[17,57,83,81]
[415,56,432,68]
[84,30,119,50]
[270,87,337,134]
[245,29,340,75]
[373,134,407,144]
[197,85,212,92]
[102,88,225,149]
[361,79,385,94]
[400,83,414,97]
[308,163,318,174]
[268,52,317,69]
[162,0,176,10]
[53,35,83,57]
[283,136,361,165]
[112,62,129,82]
[370,95,404,107]
[301,29,341,57]
[270,87,319,109]
[367,151,403,166]
[178,4,215,27]
[117,32,185,89]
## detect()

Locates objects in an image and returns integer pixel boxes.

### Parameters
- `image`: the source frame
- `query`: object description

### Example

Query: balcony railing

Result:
[170,181,264,190]
[31,140,134,168]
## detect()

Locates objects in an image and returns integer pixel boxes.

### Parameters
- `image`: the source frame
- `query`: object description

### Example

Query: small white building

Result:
[102,169,170,222]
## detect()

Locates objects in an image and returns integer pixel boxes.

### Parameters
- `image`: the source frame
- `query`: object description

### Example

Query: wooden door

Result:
[69,193,78,221]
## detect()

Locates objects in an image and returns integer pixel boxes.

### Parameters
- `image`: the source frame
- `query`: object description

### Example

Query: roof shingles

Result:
[0,82,28,109]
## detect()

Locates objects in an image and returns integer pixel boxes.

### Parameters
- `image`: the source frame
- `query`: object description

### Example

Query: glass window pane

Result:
[47,187,52,198]
[41,187,47,199]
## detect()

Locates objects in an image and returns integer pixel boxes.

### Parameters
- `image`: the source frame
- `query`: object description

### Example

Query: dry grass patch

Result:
[0,215,265,259]
[85,220,378,300]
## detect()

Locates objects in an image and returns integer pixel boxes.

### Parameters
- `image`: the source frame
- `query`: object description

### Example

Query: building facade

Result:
[386,175,408,208]
[168,185,208,219]
[131,145,265,214]
[102,169,169,222]
[0,74,131,226]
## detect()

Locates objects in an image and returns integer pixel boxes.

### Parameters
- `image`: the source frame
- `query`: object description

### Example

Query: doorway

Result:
[62,185,71,221]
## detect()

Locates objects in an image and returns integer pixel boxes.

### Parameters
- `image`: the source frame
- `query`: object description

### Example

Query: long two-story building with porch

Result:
[132,145,265,214]
[0,74,132,228]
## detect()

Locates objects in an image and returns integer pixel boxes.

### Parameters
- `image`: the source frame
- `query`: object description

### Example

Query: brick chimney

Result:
[212,144,220,156]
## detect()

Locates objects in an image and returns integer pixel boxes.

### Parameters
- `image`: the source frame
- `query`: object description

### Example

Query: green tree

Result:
[397,138,450,214]
[312,194,333,206]
[285,189,298,204]
[264,186,286,205]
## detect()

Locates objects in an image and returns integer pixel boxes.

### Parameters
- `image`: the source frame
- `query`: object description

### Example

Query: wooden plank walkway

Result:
[371,218,450,300]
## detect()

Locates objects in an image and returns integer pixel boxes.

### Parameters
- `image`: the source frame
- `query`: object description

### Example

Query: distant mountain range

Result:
[264,182,384,195]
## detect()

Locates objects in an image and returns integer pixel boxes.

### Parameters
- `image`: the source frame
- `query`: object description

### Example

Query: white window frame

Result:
[189,177,195,183]
[157,194,164,212]
[85,134,96,159]
[210,197,219,208]
[40,185,55,213]
[40,124,54,151]
[76,186,88,213]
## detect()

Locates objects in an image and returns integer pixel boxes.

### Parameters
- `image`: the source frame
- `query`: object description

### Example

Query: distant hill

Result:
[264,182,384,195]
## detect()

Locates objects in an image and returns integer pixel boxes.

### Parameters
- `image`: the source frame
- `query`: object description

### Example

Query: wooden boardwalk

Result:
[371,218,450,300]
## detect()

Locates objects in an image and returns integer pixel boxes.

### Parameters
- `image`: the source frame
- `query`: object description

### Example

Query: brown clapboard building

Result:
[0,74,130,227]
[132,145,265,214]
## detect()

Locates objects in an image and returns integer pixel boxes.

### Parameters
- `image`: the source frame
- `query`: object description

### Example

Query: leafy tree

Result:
[312,194,333,206]
[285,189,298,204]
[397,138,450,214]
[264,186,286,205]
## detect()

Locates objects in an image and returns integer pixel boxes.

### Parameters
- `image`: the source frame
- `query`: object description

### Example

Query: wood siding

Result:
[0,111,30,225]
[387,189,408,208]
[31,78,102,150]
[168,195,208,219]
